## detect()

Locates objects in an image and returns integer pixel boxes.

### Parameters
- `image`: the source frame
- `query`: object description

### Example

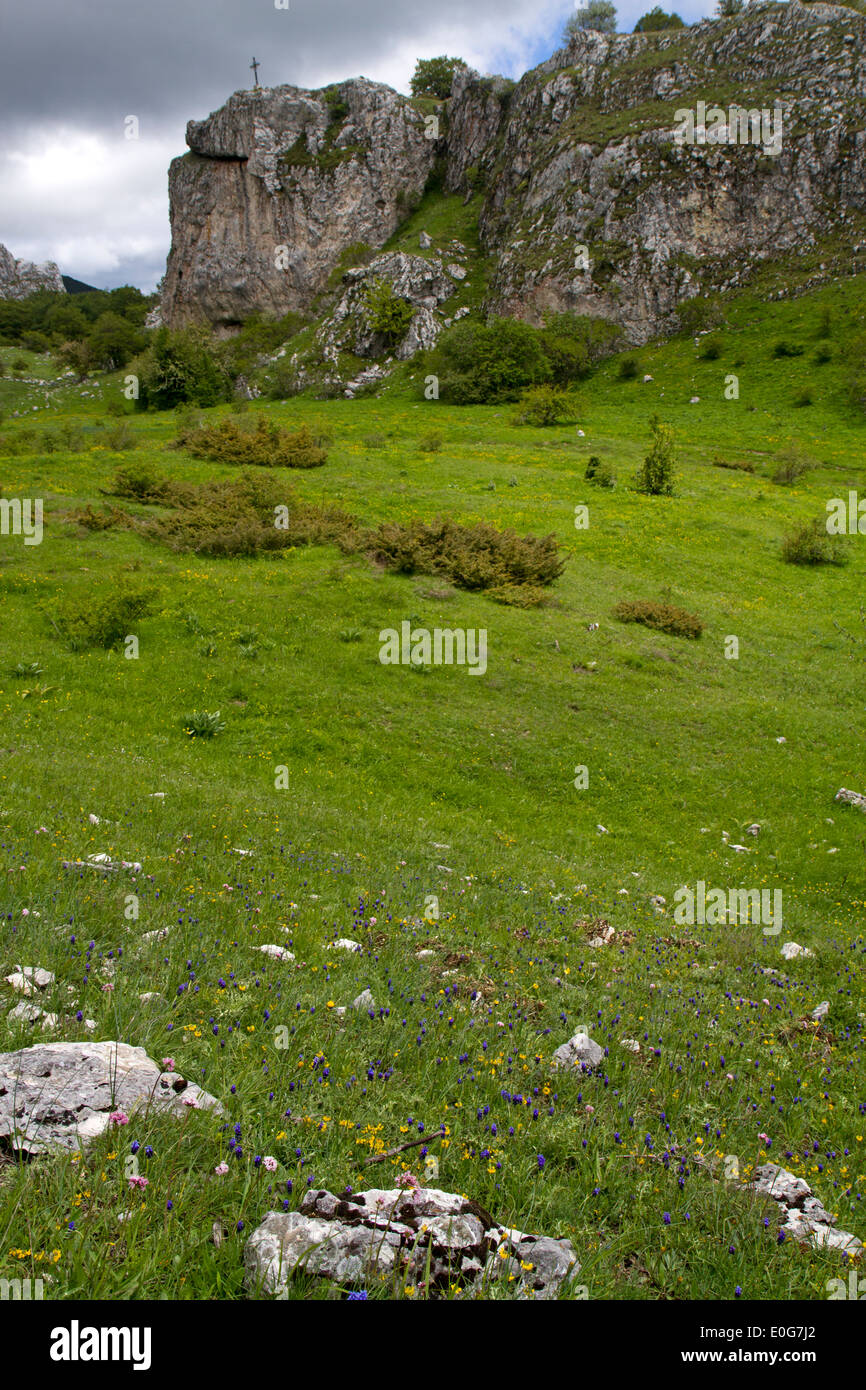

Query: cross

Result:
[250,57,261,88]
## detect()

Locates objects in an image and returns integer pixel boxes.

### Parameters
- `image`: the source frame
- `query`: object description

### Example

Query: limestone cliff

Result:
[161,2,866,346]
[162,79,439,328]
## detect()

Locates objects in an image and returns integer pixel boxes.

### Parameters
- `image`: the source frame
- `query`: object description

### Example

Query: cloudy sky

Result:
[0,0,716,292]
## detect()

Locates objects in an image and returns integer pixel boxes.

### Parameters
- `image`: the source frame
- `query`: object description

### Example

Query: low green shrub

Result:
[781,517,848,566]
[49,586,157,651]
[368,517,565,591]
[613,599,704,639]
[514,385,575,426]
[585,455,615,488]
[176,415,327,468]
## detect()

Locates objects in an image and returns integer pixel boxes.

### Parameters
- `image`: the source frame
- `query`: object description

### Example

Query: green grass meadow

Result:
[0,275,864,1300]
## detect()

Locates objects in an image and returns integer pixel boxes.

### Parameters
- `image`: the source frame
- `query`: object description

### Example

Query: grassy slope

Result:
[0,275,864,1300]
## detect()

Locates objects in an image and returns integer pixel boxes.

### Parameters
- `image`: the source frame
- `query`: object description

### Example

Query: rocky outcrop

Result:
[0,1041,223,1155]
[162,80,439,327]
[244,1184,579,1298]
[462,1,866,341]
[749,1163,862,1257]
[161,4,866,346]
[0,243,65,300]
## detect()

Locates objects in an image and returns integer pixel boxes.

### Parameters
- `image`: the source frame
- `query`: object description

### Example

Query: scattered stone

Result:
[416,950,435,959]
[419,231,432,249]
[5,966,55,995]
[326,939,362,953]
[746,1164,862,1256]
[7,1001,45,1027]
[244,1185,578,1299]
[140,927,170,944]
[834,787,866,811]
[351,990,375,1010]
[810,1001,829,1022]
[620,1038,641,1053]
[780,941,813,960]
[0,1041,224,1156]
[745,823,761,836]
[257,945,295,962]
[649,895,666,913]
[552,1031,605,1071]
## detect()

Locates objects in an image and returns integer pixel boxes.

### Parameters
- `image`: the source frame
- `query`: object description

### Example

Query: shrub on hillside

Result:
[426,318,552,404]
[618,357,639,380]
[49,586,157,651]
[585,455,616,488]
[781,517,848,566]
[361,279,415,350]
[514,384,575,426]
[634,416,677,495]
[537,311,621,383]
[614,599,704,639]
[772,452,810,485]
[677,297,724,334]
[367,516,565,592]
[712,455,754,473]
[176,415,327,468]
[132,326,231,410]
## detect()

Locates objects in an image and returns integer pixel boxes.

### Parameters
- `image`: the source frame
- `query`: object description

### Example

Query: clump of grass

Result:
[618,357,639,380]
[175,414,327,468]
[613,599,704,639]
[781,517,848,566]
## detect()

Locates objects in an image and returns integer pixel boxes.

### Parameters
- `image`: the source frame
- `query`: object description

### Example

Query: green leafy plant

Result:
[182,710,226,739]
[361,279,415,350]
[585,455,615,488]
[634,417,677,496]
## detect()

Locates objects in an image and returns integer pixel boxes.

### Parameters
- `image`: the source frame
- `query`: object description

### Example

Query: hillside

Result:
[0,267,864,1300]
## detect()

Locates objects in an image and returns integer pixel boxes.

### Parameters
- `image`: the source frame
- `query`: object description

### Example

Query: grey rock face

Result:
[0,1041,224,1155]
[453,5,866,342]
[552,1031,605,1071]
[313,251,458,371]
[162,79,438,327]
[244,1185,579,1298]
[0,243,65,300]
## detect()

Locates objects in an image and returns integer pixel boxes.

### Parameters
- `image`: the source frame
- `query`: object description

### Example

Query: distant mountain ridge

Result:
[0,242,65,299]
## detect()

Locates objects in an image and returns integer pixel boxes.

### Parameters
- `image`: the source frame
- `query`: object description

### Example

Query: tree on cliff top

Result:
[564,1,618,37]
[410,56,469,99]
[634,6,685,30]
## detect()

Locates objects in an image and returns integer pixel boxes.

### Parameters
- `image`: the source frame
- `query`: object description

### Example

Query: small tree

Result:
[410,56,469,99]
[634,6,685,30]
[565,2,618,38]
[362,279,414,349]
[716,0,744,14]
[635,416,677,495]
